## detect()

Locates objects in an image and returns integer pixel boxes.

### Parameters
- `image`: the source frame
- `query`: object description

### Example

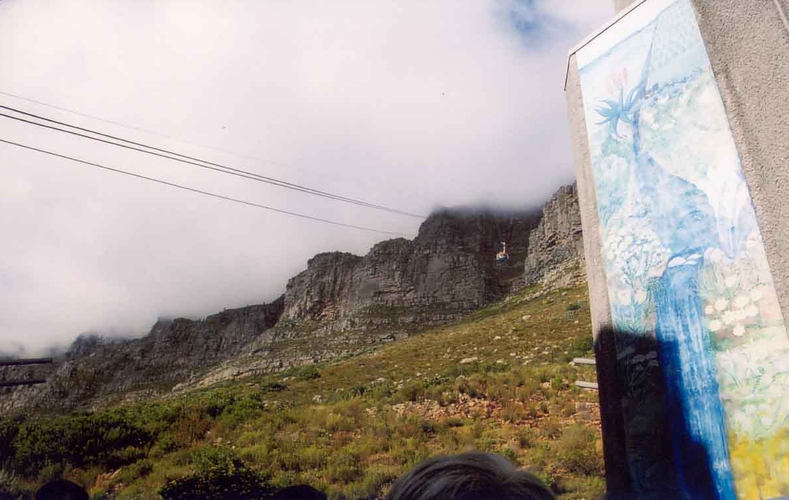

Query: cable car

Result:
[495,242,509,262]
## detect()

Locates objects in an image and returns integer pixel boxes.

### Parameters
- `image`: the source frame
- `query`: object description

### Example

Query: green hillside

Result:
[0,286,604,499]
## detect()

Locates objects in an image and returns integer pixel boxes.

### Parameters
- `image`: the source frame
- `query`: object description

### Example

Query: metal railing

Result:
[573,357,599,390]
[0,357,53,388]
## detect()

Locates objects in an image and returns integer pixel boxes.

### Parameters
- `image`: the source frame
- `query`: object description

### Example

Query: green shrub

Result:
[159,466,272,500]
[502,402,525,423]
[159,445,273,499]
[325,451,361,484]
[554,425,602,476]
[259,381,286,393]
[550,376,567,391]
[495,447,519,464]
[295,365,320,381]
[117,459,154,484]
[398,382,423,402]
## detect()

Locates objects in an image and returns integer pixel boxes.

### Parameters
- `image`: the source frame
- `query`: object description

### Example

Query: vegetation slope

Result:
[0,286,603,499]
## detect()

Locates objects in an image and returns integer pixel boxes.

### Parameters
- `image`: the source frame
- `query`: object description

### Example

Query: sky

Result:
[0,0,613,354]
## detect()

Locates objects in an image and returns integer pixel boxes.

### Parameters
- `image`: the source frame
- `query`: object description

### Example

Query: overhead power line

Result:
[0,103,425,219]
[0,138,408,237]
[0,89,297,169]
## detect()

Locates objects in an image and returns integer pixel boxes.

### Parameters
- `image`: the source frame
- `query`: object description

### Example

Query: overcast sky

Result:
[0,0,612,354]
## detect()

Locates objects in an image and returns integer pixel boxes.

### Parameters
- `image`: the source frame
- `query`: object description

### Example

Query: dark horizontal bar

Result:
[0,379,47,388]
[0,357,53,367]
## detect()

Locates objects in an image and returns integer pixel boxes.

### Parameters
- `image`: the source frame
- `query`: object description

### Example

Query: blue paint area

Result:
[655,261,736,499]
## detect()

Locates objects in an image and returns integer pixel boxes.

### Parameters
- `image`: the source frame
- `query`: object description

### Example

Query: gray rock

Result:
[522,184,586,290]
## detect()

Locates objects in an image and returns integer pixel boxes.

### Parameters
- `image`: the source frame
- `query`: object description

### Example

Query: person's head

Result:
[35,480,89,500]
[273,484,327,499]
[386,452,555,500]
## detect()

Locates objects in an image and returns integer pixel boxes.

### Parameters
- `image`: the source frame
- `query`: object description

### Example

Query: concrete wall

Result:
[565,56,631,495]
[691,0,789,329]
[565,58,612,341]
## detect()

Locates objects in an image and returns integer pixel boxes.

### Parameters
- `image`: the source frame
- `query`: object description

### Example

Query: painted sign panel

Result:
[577,0,789,498]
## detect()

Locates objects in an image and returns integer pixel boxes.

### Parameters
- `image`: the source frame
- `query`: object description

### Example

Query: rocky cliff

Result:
[522,184,586,289]
[281,210,538,331]
[0,185,585,414]
[0,300,283,413]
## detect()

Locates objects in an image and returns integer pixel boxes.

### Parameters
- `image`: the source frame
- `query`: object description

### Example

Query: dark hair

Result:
[273,485,327,499]
[386,452,555,500]
[35,480,89,500]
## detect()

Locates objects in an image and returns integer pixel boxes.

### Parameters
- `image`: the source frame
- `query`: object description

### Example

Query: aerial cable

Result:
[0,89,298,169]
[0,138,408,237]
[0,103,425,219]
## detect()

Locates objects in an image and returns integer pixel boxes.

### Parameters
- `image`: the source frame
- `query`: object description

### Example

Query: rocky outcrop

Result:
[0,299,283,413]
[281,210,539,331]
[522,184,586,289]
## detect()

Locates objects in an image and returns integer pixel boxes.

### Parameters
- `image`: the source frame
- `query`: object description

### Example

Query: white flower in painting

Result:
[733,325,746,337]
[715,299,728,312]
[735,309,747,321]
[617,289,632,306]
[734,295,751,309]
[768,383,786,399]
[745,305,760,317]
[705,305,715,315]
[722,311,737,325]
[751,289,764,302]
[709,320,723,332]
[668,257,686,268]
[634,288,648,304]
[724,276,739,288]
[706,248,725,264]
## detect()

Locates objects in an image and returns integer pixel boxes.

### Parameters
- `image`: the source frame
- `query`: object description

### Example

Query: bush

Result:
[295,365,320,381]
[397,382,423,403]
[191,446,237,476]
[159,466,272,500]
[502,402,525,423]
[495,447,519,464]
[117,459,154,484]
[325,451,361,484]
[554,425,602,476]
[550,376,567,391]
[260,381,287,393]
[160,446,273,499]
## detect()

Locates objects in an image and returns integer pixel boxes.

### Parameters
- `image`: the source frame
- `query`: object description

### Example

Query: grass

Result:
[0,286,604,499]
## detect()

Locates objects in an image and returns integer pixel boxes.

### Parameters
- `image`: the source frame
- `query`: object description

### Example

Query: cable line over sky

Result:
[0,102,425,219]
[0,138,408,237]
[0,90,346,180]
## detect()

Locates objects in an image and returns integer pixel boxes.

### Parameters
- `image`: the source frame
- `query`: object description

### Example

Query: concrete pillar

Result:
[566,0,789,497]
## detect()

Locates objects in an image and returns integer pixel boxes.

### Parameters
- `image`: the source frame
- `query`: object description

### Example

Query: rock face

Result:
[0,300,283,413]
[1,185,589,414]
[522,184,586,289]
[281,210,539,331]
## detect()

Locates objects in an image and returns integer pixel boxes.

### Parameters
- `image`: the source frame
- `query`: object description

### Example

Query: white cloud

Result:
[0,0,612,353]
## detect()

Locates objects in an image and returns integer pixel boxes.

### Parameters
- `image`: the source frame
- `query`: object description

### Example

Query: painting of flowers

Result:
[577,0,789,497]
